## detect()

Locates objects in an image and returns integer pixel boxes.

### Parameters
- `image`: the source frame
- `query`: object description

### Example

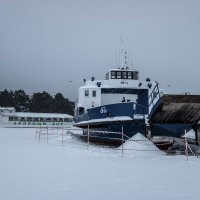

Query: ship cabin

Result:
[76,68,161,117]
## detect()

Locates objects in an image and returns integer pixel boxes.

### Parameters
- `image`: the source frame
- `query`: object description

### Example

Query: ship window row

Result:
[85,90,96,97]
[8,117,73,122]
[111,71,138,80]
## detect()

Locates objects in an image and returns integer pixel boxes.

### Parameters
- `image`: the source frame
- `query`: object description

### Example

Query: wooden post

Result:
[197,126,200,146]
[122,126,124,157]
[62,128,64,147]
[47,126,48,144]
[39,127,40,142]
[193,125,200,146]
[195,128,198,145]
[87,125,90,144]
[145,124,148,138]
[146,124,151,139]
[185,130,188,161]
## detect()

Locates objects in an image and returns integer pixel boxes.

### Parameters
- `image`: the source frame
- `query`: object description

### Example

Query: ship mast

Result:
[120,37,129,69]
[120,37,124,68]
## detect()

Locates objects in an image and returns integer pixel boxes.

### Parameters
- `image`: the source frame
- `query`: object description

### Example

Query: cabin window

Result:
[14,117,18,121]
[46,118,51,122]
[133,71,138,80]
[59,118,63,122]
[27,117,32,121]
[64,118,72,122]
[85,90,89,97]
[92,90,96,97]
[33,117,39,121]
[117,71,121,79]
[9,117,14,121]
[20,117,26,121]
[79,107,84,115]
[128,72,133,79]
[122,71,127,79]
[53,118,58,122]
[39,118,45,122]
[111,71,116,79]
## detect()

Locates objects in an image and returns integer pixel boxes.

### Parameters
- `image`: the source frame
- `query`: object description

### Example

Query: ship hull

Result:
[74,97,200,146]
[75,123,192,147]
[80,123,146,147]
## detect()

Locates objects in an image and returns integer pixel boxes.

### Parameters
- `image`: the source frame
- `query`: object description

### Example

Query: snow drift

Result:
[119,132,165,156]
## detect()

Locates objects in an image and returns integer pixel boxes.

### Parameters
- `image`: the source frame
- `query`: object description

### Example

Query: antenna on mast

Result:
[125,51,128,68]
[120,37,124,68]
[130,52,134,68]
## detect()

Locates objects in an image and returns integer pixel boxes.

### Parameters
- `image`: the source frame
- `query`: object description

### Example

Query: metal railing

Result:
[35,126,200,160]
[148,82,160,107]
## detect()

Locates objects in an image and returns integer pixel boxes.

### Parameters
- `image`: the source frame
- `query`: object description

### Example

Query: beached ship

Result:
[73,65,200,146]
[0,107,73,128]
[73,66,160,146]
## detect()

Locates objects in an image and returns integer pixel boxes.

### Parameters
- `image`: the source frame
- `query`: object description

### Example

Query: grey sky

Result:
[0,0,200,101]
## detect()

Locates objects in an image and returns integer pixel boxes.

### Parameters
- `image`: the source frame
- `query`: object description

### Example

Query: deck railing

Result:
[148,82,160,107]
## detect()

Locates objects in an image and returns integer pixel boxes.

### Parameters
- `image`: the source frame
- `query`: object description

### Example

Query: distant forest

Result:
[0,89,74,115]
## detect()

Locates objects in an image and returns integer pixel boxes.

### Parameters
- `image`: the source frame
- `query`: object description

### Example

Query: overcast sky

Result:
[0,0,200,100]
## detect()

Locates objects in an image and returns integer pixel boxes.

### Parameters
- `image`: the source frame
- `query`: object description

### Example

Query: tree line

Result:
[0,89,74,115]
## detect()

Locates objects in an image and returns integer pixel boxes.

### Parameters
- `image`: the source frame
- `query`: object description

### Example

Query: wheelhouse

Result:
[106,69,139,80]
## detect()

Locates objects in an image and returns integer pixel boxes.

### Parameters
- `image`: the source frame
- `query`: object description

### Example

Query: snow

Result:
[0,128,200,200]
[183,130,196,139]
[119,133,165,156]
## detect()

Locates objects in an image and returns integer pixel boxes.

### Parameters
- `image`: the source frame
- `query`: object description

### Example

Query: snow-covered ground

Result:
[0,128,200,200]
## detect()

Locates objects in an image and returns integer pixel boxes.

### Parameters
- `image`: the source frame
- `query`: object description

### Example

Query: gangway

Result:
[149,95,200,124]
[148,94,200,144]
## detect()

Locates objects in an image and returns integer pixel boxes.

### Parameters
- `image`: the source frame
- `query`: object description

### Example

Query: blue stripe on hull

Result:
[76,102,146,123]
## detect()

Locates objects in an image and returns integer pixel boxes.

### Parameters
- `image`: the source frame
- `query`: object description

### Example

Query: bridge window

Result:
[128,72,133,79]
[117,71,122,79]
[110,70,138,80]
[133,71,138,80]
[111,71,116,79]
[122,71,127,79]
